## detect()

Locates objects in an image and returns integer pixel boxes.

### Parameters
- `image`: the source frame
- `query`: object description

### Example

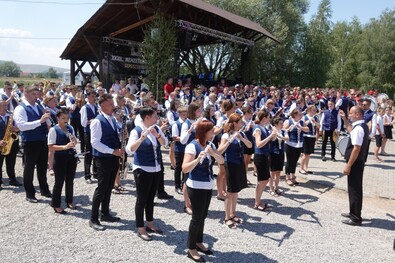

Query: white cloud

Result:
[0,28,32,37]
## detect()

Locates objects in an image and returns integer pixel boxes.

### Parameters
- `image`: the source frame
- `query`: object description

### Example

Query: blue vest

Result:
[133,126,162,166]
[174,120,186,153]
[364,109,374,123]
[224,133,244,164]
[171,111,179,121]
[322,109,339,131]
[92,115,121,158]
[345,122,369,162]
[339,96,349,117]
[303,115,318,137]
[253,125,270,155]
[184,119,196,145]
[84,104,98,133]
[288,119,304,143]
[20,103,48,142]
[53,125,74,155]
[68,97,80,119]
[188,140,212,182]
[0,115,11,138]
[270,130,285,154]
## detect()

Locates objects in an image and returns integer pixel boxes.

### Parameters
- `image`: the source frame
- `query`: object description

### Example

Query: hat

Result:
[17,82,24,87]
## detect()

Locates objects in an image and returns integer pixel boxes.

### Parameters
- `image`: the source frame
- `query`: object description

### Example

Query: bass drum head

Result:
[336,135,349,157]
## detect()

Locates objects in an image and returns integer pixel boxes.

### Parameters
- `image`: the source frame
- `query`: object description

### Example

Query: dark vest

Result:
[188,140,212,182]
[184,119,196,145]
[270,130,285,155]
[92,114,121,158]
[53,125,74,155]
[254,125,270,155]
[364,109,374,123]
[20,103,48,142]
[133,126,161,166]
[68,97,80,119]
[224,133,244,164]
[304,115,318,137]
[173,120,186,153]
[288,119,304,143]
[0,115,11,138]
[344,122,369,162]
[322,109,339,131]
[84,104,98,133]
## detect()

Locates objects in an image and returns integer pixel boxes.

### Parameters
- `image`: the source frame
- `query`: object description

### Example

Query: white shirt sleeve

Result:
[337,112,342,131]
[180,121,191,145]
[351,125,364,146]
[215,116,224,128]
[370,113,377,138]
[185,143,196,155]
[167,111,175,126]
[65,96,73,109]
[171,123,179,137]
[90,118,115,154]
[13,105,42,131]
[319,113,325,131]
[47,127,57,145]
[80,105,88,127]
[125,129,139,156]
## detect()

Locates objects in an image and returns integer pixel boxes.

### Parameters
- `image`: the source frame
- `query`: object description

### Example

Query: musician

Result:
[320,100,341,161]
[300,105,320,174]
[89,94,124,231]
[0,99,22,190]
[182,120,224,262]
[218,113,252,228]
[14,85,52,203]
[362,98,377,161]
[1,81,19,112]
[253,109,277,211]
[66,86,85,152]
[126,106,167,241]
[81,90,99,183]
[283,108,309,186]
[48,109,78,213]
[43,95,58,176]
[340,106,369,226]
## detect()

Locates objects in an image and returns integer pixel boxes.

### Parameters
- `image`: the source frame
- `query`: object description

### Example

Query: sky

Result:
[0,0,394,71]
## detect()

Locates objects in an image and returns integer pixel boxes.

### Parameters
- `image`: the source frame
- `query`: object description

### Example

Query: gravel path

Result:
[0,143,394,263]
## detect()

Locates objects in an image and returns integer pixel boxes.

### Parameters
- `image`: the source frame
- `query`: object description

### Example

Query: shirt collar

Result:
[352,120,364,127]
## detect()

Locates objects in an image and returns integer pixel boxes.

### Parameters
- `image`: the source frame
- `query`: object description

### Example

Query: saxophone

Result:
[1,113,18,155]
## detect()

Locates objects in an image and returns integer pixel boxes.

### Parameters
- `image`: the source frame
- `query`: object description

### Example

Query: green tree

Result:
[0,61,21,77]
[143,14,177,100]
[298,0,332,87]
[47,67,58,78]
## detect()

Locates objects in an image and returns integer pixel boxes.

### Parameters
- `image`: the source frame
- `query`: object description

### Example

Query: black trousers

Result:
[84,132,96,179]
[91,156,119,221]
[134,169,160,227]
[0,140,18,184]
[285,144,302,174]
[22,141,50,198]
[347,160,365,222]
[321,130,336,158]
[70,118,85,152]
[174,151,185,189]
[157,161,166,194]
[187,187,212,249]
[51,154,77,207]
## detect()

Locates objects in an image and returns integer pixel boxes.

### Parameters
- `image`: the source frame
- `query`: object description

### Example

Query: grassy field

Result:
[0,77,62,87]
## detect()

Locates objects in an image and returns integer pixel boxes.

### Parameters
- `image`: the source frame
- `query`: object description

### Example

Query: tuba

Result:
[1,113,18,155]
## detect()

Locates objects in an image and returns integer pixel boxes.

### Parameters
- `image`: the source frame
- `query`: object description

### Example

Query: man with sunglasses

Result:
[361,98,377,161]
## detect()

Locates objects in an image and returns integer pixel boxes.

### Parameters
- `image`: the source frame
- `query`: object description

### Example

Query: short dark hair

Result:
[98,93,113,106]
[139,106,156,120]
[86,90,97,96]
[56,108,69,117]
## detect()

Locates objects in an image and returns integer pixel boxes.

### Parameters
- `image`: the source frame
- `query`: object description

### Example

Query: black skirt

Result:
[384,125,393,139]
[303,137,316,155]
[225,162,247,193]
[270,153,284,172]
[253,154,271,181]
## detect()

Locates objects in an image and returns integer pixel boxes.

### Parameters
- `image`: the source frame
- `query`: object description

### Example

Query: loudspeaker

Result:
[179,31,193,51]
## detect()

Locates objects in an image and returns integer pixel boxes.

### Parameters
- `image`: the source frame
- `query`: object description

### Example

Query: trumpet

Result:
[119,111,128,179]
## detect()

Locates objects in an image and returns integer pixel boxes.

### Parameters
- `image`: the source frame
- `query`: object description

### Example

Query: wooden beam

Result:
[83,34,100,61]
[109,15,155,37]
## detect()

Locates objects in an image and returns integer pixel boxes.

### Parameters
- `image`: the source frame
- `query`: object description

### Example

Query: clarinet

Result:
[119,113,128,179]
[65,126,80,164]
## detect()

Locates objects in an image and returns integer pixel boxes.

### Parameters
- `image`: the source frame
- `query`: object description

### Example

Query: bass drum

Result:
[336,134,350,157]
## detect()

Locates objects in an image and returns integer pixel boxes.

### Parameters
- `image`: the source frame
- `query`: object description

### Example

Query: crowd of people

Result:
[0,77,394,262]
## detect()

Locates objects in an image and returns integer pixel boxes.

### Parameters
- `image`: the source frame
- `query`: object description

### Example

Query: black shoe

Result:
[89,220,106,231]
[92,173,98,179]
[9,180,23,186]
[187,251,205,262]
[341,213,352,218]
[41,192,52,198]
[322,156,327,161]
[100,214,121,222]
[137,232,152,241]
[157,192,173,200]
[85,178,93,184]
[0,184,2,191]
[196,246,213,255]
[331,158,337,162]
[53,208,67,214]
[26,197,38,203]
[145,226,163,235]
[67,203,78,210]
[175,188,183,195]
[342,219,361,226]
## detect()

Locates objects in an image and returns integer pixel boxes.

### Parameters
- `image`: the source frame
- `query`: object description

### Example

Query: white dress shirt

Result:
[90,112,119,155]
